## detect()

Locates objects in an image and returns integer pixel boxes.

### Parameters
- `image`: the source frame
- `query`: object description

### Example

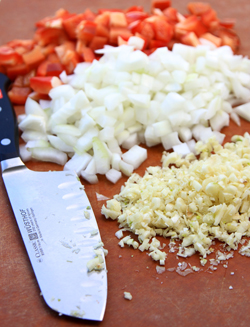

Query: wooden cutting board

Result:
[1,1,250,326]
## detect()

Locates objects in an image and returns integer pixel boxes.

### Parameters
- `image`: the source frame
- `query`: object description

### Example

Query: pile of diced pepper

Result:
[0,0,239,105]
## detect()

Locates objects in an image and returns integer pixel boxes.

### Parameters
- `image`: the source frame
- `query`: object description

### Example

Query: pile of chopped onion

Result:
[102,134,250,265]
[18,39,250,183]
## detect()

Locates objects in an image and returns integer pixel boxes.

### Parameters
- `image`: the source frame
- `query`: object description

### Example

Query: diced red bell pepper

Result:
[36,16,58,28]
[201,8,218,28]
[0,46,23,66]
[96,24,110,38]
[149,39,169,49]
[76,21,97,43]
[13,75,27,87]
[30,76,62,94]
[187,2,211,16]
[94,12,110,28]
[134,33,148,50]
[6,40,35,58]
[125,11,149,25]
[63,13,86,39]
[37,60,64,77]
[54,41,79,73]
[29,92,51,101]
[151,0,171,12]
[46,52,61,63]
[40,44,57,57]
[163,7,178,23]
[219,18,236,29]
[23,70,36,87]
[152,17,174,43]
[89,36,108,51]
[128,20,142,34]
[35,9,71,28]
[216,28,240,53]
[200,33,222,47]
[82,8,96,22]
[109,27,133,45]
[13,46,32,56]
[125,6,144,13]
[8,86,32,105]
[34,27,68,46]
[180,31,200,46]
[81,47,95,62]
[166,38,177,50]
[110,12,128,27]
[6,63,30,80]
[22,46,46,69]
[54,41,75,62]
[61,50,80,74]
[136,21,155,41]
[45,62,64,76]
[76,40,87,55]
[55,8,72,18]
[143,48,157,55]
[175,15,208,38]
[12,70,35,88]
[117,36,128,46]
[98,8,123,14]
[0,65,6,74]
[7,39,35,51]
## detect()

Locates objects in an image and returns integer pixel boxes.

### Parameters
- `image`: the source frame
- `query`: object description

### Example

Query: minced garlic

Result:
[124,292,132,300]
[101,133,250,264]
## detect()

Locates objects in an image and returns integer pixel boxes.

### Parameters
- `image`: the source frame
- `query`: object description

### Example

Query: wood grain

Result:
[1,1,250,326]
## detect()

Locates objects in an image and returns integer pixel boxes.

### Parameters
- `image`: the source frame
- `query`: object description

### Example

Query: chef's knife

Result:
[0,73,107,321]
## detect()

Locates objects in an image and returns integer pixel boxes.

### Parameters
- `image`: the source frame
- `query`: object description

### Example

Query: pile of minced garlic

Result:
[102,133,250,265]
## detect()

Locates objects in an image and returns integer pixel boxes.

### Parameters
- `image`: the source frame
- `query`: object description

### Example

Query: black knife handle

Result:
[0,73,20,162]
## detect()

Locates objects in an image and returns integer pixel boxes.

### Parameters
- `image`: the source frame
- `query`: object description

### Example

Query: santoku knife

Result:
[0,72,107,321]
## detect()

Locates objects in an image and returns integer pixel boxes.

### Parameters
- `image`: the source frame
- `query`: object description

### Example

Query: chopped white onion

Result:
[80,171,98,184]
[161,132,182,150]
[119,160,134,176]
[18,42,250,183]
[30,147,68,166]
[172,143,191,157]
[105,168,122,184]
[234,102,250,121]
[64,153,92,176]
[121,145,147,169]
[92,137,111,175]
[19,144,32,162]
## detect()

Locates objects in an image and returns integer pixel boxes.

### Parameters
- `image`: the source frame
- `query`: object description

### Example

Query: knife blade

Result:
[0,73,107,321]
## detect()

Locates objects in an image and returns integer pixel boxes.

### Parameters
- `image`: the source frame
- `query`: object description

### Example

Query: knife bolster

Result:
[1,157,25,173]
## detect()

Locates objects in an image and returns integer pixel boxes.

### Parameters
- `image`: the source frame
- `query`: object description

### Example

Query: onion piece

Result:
[121,133,139,150]
[19,144,32,162]
[30,147,68,166]
[119,160,134,176]
[47,135,74,152]
[96,193,110,201]
[19,115,47,133]
[81,171,98,184]
[234,102,250,121]
[173,143,191,158]
[105,168,122,184]
[21,130,48,142]
[64,152,92,176]
[25,97,48,119]
[230,111,241,126]
[121,145,147,169]
[161,132,182,150]
[92,137,111,175]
